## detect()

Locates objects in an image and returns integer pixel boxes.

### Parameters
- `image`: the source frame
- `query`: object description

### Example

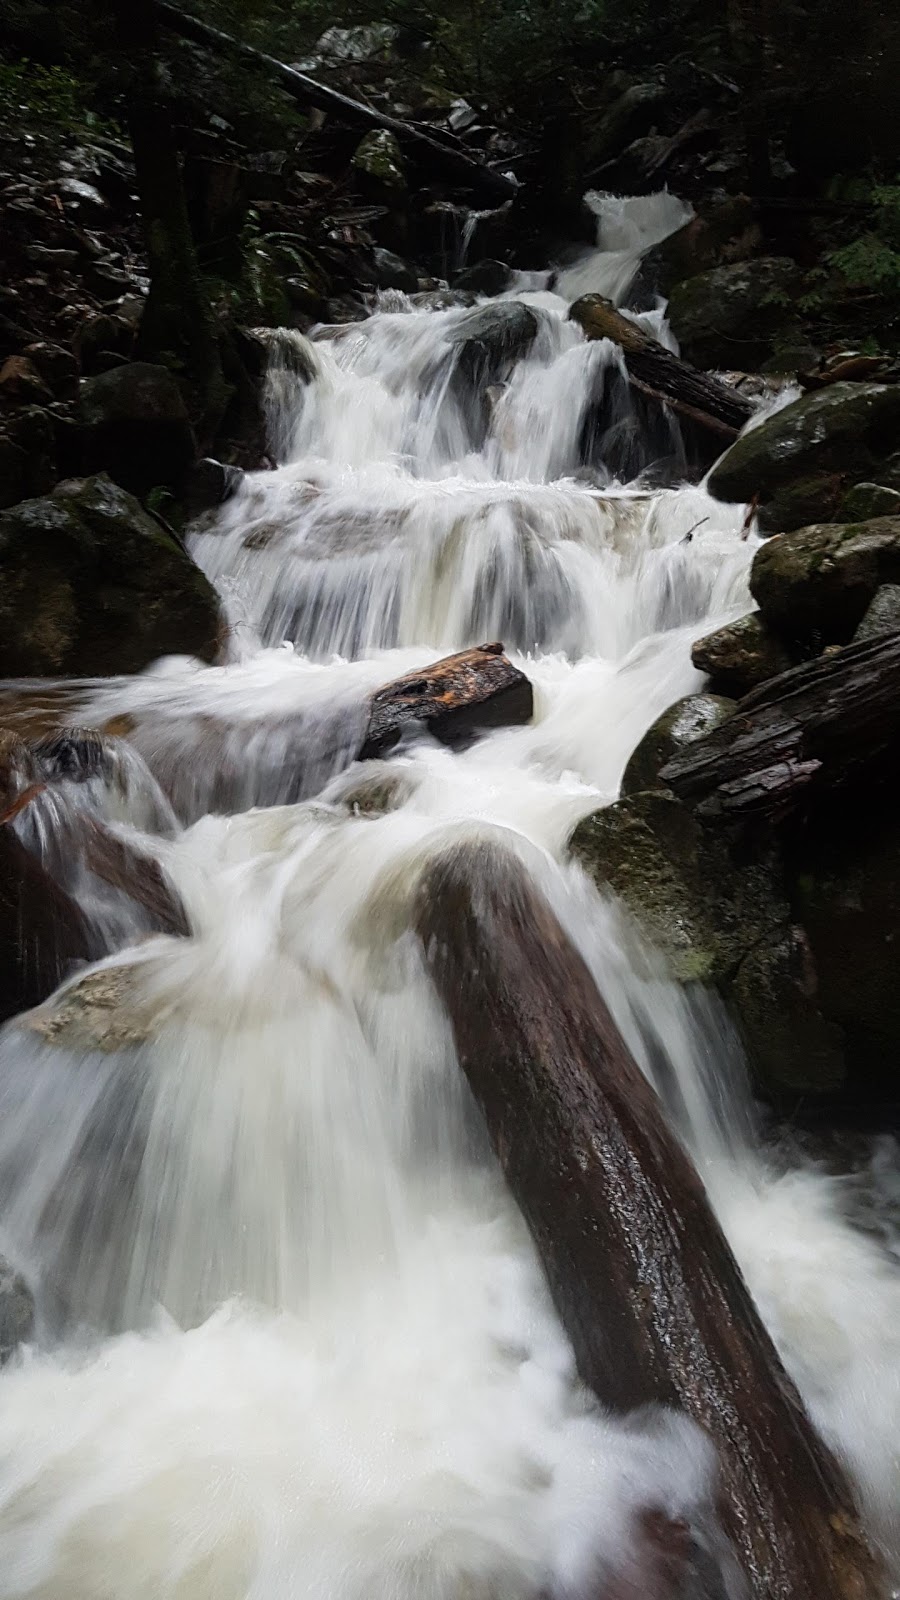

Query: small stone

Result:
[55,175,108,221]
[0,355,54,407]
[23,340,79,400]
[691,612,793,697]
[25,243,80,271]
[372,247,418,293]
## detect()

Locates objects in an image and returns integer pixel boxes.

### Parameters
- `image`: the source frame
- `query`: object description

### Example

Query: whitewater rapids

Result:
[0,193,897,1600]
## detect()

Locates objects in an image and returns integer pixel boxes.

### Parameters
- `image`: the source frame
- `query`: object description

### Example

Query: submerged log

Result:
[661,630,900,824]
[154,2,517,205]
[569,294,755,439]
[415,841,882,1600]
[0,821,95,1025]
[361,642,532,758]
[83,820,191,938]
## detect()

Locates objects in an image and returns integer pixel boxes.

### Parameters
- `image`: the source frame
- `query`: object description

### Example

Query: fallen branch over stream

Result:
[154,1,518,205]
[570,294,756,440]
[416,840,883,1598]
[661,630,900,823]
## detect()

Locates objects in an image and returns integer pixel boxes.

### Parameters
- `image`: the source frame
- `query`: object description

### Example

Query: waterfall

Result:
[0,192,898,1599]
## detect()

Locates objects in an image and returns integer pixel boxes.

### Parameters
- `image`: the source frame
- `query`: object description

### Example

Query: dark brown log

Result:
[570,295,755,438]
[361,642,532,758]
[0,822,96,1025]
[154,2,518,205]
[661,630,900,823]
[82,819,191,938]
[415,840,882,1600]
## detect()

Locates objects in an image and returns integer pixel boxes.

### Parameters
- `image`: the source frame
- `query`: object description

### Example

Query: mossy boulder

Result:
[838,481,900,521]
[80,362,196,495]
[667,257,799,370]
[0,1257,33,1363]
[352,129,406,194]
[571,790,784,987]
[690,612,793,697]
[750,516,900,645]
[708,382,900,530]
[621,693,735,798]
[0,474,221,676]
[570,790,845,1100]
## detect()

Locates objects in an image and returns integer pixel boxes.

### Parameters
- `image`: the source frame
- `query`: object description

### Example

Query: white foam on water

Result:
[0,188,898,1599]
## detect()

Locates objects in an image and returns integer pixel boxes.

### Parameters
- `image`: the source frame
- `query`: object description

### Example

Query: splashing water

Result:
[0,193,898,1599]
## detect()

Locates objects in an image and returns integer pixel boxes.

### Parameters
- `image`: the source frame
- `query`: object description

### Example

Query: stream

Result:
[0,194,898,1599]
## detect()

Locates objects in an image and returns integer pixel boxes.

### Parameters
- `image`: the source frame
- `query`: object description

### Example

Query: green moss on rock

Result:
[691,612,793,697]
[621,693,736,797]
[0,474,221,677]
[750,515,900,643]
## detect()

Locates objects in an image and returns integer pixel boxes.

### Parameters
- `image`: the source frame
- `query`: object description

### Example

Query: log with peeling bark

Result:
[361,642,532,757]
[154,1,517,205]
[415,840,883,1600]
[569,294,756,439]
[661,630,900,824]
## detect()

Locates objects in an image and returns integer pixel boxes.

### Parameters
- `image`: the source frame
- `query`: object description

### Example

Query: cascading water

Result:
[0,193,898,1599]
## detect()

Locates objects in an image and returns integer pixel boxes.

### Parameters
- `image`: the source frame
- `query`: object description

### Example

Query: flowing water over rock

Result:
[0,196,898,1599]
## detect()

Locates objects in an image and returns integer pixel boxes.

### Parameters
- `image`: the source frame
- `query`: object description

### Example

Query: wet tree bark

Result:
[569,294,755,438]
[415,841,883,1599]
[113,0,226,442]
[0,824,96,1025]
[661,631,900,824]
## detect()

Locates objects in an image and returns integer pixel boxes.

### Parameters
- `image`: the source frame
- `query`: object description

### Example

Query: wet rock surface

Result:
[708,383,900,531]
[79,362,196,494]
[750,515,900,645]
[0,473,220,676]
[691,612,793,697]
[0,1257,34,1363]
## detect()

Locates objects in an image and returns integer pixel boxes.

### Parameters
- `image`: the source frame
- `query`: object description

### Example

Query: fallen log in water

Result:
[415,841,883,1600]
[661,630,900,824]
[154,1,517,205]
[0,820,96,1025]
[569,294,755,440]
[361,642,533,757]
[83,819,191,938]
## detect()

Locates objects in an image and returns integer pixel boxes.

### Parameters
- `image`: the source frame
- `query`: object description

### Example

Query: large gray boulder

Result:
[448,301,541,385]
[80,362,196,494]
[667,257,799,370]
[0,474,221,676]
[750,516,900,645]
[708,382,900,531]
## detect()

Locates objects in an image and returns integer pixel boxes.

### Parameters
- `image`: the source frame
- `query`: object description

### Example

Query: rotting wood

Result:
[661,629,900,823]
[361,642,532,758]
[570,294,755,438]
[415,840,884,1600]
[154,2,518,205]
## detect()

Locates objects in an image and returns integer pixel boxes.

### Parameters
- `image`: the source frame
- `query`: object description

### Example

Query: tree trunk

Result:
[661,631,900,824]
[415,840,883,1600]
[569,295,755,438]
[114,0,226,443]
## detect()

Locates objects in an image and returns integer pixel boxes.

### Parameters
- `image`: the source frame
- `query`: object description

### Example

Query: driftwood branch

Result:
[661,630,900,823]
[415,841,882,1598]
[154,1,518,204]
[570,294,755,439]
